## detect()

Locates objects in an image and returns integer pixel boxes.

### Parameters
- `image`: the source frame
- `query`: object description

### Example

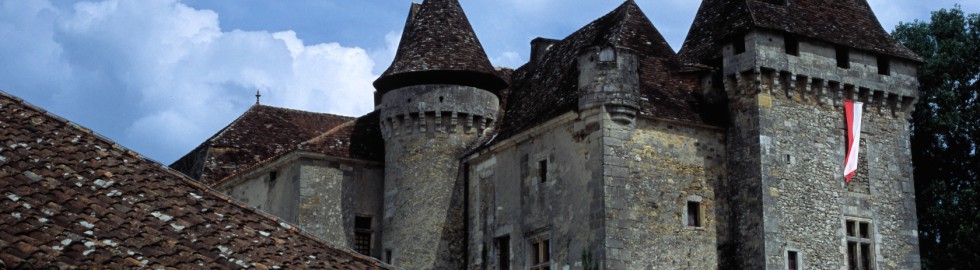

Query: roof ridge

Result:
[0,89,391,268]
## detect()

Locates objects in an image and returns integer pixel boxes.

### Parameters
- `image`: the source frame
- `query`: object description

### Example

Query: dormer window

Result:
[599,46,616,62]
[877,55,890,75]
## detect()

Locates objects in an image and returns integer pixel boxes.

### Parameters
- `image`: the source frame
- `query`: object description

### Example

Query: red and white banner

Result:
[843,100,863,183]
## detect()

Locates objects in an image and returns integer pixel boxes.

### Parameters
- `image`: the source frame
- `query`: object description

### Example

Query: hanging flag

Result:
[843,100,863,183]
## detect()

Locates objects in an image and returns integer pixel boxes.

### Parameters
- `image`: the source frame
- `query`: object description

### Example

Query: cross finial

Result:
[255,90,262,105]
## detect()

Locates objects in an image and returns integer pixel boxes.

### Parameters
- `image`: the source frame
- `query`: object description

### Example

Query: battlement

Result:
[379,84,499,140]
[719,30,919,117]
[577,46,641,124]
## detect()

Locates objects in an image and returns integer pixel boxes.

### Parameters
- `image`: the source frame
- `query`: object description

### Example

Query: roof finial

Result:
[255,90,262,105]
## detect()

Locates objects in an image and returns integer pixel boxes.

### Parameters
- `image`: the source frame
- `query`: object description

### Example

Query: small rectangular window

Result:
[269,171,278,182]
[845,219,875,270]
[385,249,392,264]
[836,46,850,69]
[877,55,890,75]
[734,34,746,54]
[538,160,548,183]
[496,235,510,270]
[530,238,550,270]
[354,216,373,255]
[787,250,799,270]
[687,201,702,227]
[785,34,799,56]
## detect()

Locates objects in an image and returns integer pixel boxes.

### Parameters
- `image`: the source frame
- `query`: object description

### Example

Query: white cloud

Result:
[0,0,378,163]
[490,51,524,68]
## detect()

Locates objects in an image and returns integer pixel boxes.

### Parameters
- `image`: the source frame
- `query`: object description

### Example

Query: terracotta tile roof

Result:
[170,105,353,185]
[495,0,720,141]
[679,0,922,64]
[373,0,507,93]
[0,91,393,269]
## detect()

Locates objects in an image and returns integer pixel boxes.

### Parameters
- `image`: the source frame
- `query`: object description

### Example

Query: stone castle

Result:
[171,0,922,269]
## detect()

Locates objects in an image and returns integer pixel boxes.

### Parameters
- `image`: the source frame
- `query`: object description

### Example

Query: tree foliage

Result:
[893,6,980,269]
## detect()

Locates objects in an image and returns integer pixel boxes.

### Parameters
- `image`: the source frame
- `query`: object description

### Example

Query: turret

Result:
[374,0,505,268]
[576,45,640,125]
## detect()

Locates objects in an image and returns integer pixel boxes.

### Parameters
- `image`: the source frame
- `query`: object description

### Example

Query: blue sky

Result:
[0,0,975,164]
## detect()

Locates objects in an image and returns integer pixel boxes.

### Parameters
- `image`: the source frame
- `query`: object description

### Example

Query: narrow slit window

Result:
[836,46,850,69]
[538,160,548,183]
[269,171,278,182]
[530,238,550,270]
[787,250,799,270]
[496,235,510,270]
[785,34,799,56]
[687,201,702,227]
[877,55,890,75]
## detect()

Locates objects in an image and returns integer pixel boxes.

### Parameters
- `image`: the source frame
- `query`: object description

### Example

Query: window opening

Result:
[354,216,373,255]
[687,201,702,227]
[269,171,278,182]
[538,160,548,183]
[530,238,550,270]
[785,34,799,56]
[787,250,799,270]
[846,219,874,270]
[836,46,850,69]
[385,249,392,264]
[877,55,890,75]
[496,235,511,270]
[734,34,746,54]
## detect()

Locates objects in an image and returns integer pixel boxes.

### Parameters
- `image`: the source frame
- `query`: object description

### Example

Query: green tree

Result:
[892,6,980,269]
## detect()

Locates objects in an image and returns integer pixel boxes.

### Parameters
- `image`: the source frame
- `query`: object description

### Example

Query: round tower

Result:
[373,0,506,268]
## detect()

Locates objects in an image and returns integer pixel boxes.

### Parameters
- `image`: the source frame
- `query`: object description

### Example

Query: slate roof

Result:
[373,0,507,93]
[298,111,384,162]
[496,0,719,141]
[170,105,353,185]
[678,0,922,64]
[213,111,385,187]
[0,91,392,269]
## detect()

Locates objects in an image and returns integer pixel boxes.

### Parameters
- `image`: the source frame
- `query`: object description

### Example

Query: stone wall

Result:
[467,112,606,270]
[216,153,384,258]
[607,117,726,269]
[720,29,920,269]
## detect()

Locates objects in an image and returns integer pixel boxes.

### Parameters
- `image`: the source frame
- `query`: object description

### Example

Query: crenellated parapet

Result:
[720,30,919,118]
[379,84,499,140]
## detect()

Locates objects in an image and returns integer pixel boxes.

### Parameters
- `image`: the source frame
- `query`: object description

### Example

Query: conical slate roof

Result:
[373,0,507,94]
[679,0,921,64]
[496,0,716,141]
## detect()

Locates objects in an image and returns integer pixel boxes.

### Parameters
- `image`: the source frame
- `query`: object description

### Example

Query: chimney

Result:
[530,37,560,66]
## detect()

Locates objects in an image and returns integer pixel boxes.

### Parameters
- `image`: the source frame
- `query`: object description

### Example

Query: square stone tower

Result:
[680,0,922,269]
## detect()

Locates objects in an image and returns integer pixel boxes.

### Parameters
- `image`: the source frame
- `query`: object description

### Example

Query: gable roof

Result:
[213,111,385,187]
[373,0,507,93]
[0,91,392,269]
[679,0,922,64]
[495,0,719,141]
[170,105,353,185]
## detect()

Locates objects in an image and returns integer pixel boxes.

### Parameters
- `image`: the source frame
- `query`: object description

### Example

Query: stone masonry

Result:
[175,1,923,269]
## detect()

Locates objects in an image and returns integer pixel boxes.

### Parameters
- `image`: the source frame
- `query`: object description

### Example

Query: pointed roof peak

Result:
[593,0,677,58]
[374,0,507,94]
